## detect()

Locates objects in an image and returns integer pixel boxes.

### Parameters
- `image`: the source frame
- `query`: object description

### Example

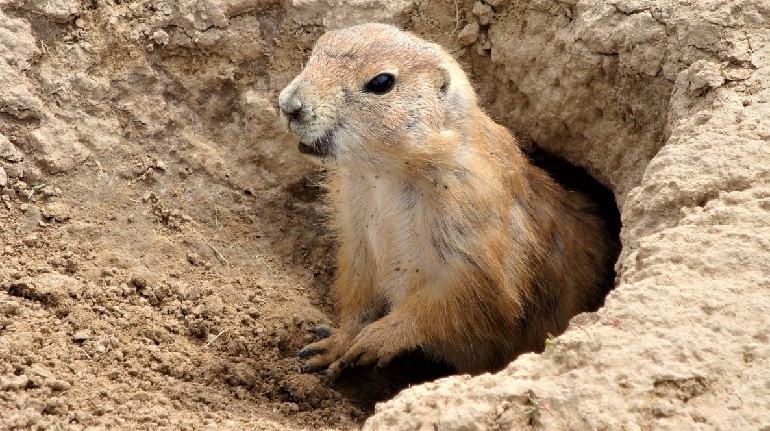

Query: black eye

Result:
[364,73,395,94]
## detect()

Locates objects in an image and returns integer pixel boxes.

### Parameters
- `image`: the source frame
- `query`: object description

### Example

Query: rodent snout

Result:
[278,90,304,122]
[278,82,334,158]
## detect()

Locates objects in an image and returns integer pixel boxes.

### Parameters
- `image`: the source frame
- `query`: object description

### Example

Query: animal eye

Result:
[364,73,395,94]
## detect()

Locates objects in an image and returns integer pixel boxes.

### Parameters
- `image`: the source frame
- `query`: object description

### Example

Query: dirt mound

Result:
[1,1,768,430]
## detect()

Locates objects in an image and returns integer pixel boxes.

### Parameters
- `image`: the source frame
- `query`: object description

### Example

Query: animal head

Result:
[277,23,477,166]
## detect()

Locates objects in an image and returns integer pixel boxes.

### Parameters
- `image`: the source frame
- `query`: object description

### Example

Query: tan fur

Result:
[278,23,615,375]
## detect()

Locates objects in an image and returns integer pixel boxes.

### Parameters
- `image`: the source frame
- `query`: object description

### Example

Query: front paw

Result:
[334,320,411,371]
[297,329,352,375]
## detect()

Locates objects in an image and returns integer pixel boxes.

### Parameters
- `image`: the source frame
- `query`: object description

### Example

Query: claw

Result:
[323,364,342,381]
[345,351,365,368]
[296,346,324,358]
[323,357,347,381]
[309,324,334,339]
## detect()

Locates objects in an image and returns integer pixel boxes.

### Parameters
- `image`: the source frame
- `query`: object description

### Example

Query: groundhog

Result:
[277,23,616,377]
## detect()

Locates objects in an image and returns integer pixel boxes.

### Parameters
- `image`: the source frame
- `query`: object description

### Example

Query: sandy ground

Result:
[1,0,769,430]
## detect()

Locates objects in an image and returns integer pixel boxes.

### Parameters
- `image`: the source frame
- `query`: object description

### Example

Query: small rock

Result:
[0,167,7,188]
[72,329,92,342]
[105,285,123,297]
[458,21,480,46]
[188,285,201,301]
[130,274,148,289]
[3,164,23,178]
[139,287,159,305]
[22,167,43,185]
[12,180,28,193]
[188,320,208,339]
[33,0,81,23]
[49,379,71,391]
[473,1,495,25]
[292,314,305,327]
[684,60,725,92]
[1,374,29,390]
[191,304,206,317]
[150,29,170,45]
[45,397,69,415]
[28,365,53,379]
[22,233,39,247]
[94,337,111,354]
[42,201,72,222]
[187,252,202,266]
[19,203,29,212]
[0,134,23,162]
[121,283,135,296]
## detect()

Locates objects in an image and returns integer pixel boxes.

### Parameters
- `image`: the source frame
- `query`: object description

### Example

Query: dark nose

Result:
[278,93,303,121]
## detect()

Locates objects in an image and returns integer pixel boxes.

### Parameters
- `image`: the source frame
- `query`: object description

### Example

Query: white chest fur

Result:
[337,171,434,307]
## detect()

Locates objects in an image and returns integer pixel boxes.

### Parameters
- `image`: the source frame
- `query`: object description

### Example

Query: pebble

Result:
[22,233,39,247]
[191,304,206,317]
[28,365,53,379]
[0,134,23,162]
[3,164,22,178]
[0,167,7,188]
[130,274,148,289]
[0,374,29,390]
[12,180,28,192]
[473,1,495,25]
[458,22,480,46]
[42,201,72,222]
[94,337,111,354]
[72,329,92,342]
[49,379,71,391]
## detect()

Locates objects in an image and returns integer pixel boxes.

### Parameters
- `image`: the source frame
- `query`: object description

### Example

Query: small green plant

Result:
[524,396,554,417]
[544,332,559,347]
[524,397,540,416]
[27,183,46,200]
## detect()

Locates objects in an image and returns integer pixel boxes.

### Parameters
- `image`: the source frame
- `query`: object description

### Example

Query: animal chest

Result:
[343,173,433,306]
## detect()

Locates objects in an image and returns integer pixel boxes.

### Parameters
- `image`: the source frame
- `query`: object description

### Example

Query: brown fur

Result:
[277,23,615,375]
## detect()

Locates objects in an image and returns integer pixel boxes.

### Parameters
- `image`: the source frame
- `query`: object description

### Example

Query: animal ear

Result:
[436,65,451,96]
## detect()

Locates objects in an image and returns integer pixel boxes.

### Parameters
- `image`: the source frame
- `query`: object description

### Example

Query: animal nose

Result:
[278,93,303,121]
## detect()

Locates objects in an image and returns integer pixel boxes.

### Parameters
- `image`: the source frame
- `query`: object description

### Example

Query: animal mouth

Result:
[298,129,334,158]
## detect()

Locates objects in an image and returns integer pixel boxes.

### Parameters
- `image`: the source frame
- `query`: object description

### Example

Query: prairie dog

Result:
[278,23,615,376]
